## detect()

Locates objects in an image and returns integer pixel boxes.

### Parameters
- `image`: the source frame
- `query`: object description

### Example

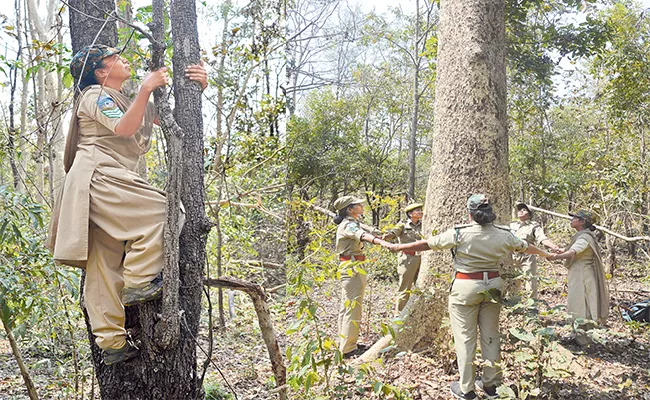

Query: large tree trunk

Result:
[396,0,508,352]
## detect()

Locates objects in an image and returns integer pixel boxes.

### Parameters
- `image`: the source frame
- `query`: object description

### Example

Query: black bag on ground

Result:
[622,300,650,323]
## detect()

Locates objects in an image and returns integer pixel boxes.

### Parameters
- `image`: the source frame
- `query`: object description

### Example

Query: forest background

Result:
[1,0,650,399]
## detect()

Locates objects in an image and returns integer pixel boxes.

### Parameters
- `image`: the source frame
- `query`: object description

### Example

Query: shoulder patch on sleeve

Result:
[97,95,124,118]
[347,222,360,233]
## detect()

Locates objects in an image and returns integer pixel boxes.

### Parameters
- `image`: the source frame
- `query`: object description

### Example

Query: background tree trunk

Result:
[396,0,508,353]
[68,0,117,52]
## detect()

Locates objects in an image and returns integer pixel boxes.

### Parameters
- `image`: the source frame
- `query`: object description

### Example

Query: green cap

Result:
[333,196,364,211]
[569,210,597,227]
[70,44,120,81]
[405,203,424,213]
[467,194,490,212]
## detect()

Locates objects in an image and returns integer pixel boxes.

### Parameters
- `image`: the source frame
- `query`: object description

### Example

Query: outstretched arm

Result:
[360,232,392,247]
[524,244,551,258]
[547,249,576,261]
[386,240,431,253]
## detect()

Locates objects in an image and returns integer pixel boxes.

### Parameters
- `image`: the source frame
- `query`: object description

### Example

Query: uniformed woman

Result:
[382,202,423,312]
[333,195,391,357]
[385,195,551,400]
[47,45,207,365]
[510,202,560,299]
[547,210,609,324]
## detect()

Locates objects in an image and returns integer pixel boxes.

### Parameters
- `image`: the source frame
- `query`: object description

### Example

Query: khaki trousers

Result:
[396,254,421,312]
[85,172,166,350]
[448,276,503,394]
[513,253,538,299]
[338,264,367,354]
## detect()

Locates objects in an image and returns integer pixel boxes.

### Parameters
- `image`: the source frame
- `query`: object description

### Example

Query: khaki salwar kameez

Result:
[565,230,609,323]
[47,85,167,350]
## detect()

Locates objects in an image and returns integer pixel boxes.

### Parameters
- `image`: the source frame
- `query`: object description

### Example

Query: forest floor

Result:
[2,258,650,399]
[0,286,285,400]
[302,256,650,399]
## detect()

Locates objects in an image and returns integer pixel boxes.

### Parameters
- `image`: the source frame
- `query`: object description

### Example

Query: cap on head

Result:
[70,44,121,81]
[333,195,364,211]
[569,209,597,227]
[467,194,490,212]
[515,202,533,217]
[405,203,424,213]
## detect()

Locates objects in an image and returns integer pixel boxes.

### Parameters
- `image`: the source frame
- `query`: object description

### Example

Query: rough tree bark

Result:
[68,0,117,51]
[393,0,509,353]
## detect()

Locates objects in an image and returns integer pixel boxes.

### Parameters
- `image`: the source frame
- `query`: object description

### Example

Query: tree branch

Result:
[151,0,183,349]
[204,277,286,400]
[527,204,650,242]
[230,260,283,269]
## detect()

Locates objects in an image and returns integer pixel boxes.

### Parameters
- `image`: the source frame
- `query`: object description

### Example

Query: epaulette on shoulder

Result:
[454,224,472,230]
[493,224,511,231]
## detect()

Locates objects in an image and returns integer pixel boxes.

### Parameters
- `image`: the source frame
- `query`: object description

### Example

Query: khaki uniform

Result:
[385,220,422,312]
[510,220,549,298]
[427,222,528,394]
[336,216,367,354]
[48,85,167,350]
[566,230,609,322]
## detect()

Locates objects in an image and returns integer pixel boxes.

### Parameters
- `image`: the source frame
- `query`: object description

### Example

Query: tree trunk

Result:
[68,0,117,51]
[396,0,508,352]
[408,0,421,201]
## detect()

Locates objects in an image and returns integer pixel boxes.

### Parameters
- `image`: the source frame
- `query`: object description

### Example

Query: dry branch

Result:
[2,318,39,399]
[230,259,283,269]
[310,204,380,234]
[204,277,286,400]
[527,205,650,242]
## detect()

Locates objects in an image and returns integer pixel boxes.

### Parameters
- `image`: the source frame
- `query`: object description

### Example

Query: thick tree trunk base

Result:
[394,289,453,355]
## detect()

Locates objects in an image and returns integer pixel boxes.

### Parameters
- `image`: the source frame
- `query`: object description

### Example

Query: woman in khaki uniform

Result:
[548,210,609,324]
[333,195,391,357]
[47,45,207,365]
[383,202,423,312]
[510,202,560,299]
[386,195,551,400]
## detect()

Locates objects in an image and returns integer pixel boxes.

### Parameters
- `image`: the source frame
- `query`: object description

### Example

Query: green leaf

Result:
[509,327,535,342]
[62,71,73,88]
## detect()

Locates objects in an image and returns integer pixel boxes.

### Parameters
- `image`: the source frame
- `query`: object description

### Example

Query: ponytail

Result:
[333,208,348,224]
[470,208,497,225]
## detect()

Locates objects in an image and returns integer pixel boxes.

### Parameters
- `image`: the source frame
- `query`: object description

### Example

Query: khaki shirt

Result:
[510,220,548,246]
[336,216,365,256]
[385,219,422,244]
[427,222,528,273]
[49,85,161,267]
[569,237,593,261]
